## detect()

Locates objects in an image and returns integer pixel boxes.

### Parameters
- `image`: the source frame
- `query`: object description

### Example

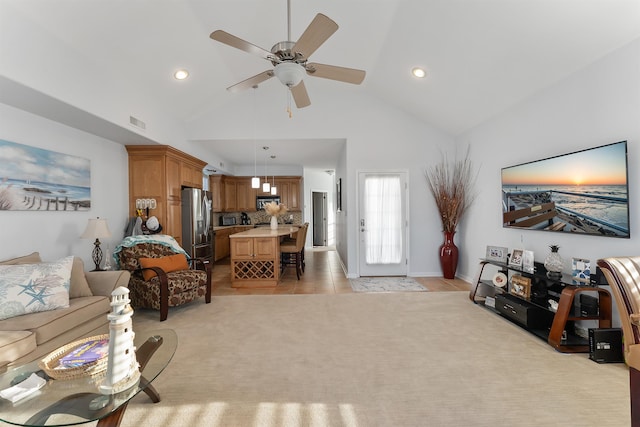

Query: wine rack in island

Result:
[469,259,612,353]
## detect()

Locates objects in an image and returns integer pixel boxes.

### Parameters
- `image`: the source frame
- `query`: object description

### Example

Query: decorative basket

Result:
[39,334,109,380]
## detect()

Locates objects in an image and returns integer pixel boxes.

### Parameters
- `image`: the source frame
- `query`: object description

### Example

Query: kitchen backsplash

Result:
[214,211,303,226]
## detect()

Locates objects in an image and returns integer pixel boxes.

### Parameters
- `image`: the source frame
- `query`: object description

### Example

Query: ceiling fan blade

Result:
[306,63,366,85]
[227,70,275,93]
[291,14,338,60]
[290,80,311,108]
[210,30,273,61]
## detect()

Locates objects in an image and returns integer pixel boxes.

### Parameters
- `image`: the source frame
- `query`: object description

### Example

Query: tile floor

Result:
[211,247,471,295]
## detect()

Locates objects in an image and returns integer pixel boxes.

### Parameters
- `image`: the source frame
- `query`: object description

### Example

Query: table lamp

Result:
[81,217,112,271]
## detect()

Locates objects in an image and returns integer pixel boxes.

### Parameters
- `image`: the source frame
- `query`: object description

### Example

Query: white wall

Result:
[458,38,640,287]
[303,168,336,247]
[0,103,129,267]
[187,80,456,277]
[342,109,456,278]
[335,143,348,273]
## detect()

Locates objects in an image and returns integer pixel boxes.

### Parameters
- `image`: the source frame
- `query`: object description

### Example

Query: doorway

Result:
[312,191,328,246]
[357,171,408,276]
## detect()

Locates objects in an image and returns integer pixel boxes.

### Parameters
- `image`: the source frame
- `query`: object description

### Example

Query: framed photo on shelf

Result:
[509,249,524,268]
[572,257,591,285]
[486,245,508,263]
[522,250,535,273]
[510,275,531,299]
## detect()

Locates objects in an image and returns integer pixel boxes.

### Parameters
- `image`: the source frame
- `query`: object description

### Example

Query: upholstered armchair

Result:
[115,235,211,321]
[597,257,640,426]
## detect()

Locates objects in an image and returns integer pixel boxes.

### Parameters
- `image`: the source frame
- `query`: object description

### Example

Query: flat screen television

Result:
[501,141,630,238]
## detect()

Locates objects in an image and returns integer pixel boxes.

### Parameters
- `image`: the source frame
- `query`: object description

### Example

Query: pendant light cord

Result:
[253,86,257,177]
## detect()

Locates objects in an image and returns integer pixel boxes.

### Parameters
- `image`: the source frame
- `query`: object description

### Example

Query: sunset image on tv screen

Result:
[501,141,629,238]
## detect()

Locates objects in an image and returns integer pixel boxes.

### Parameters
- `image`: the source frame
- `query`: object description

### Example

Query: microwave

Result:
[219,216,236,226]
[256,196,281,211]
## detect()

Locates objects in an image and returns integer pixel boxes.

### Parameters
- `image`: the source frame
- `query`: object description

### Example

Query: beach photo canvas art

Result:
[0,139,91,211]
[501,141,629,238]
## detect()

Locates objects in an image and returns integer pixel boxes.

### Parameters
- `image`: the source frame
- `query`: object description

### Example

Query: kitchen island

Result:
[229,226,299,287]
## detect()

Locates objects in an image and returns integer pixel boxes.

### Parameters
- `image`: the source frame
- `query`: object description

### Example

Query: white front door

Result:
[358,171,408,276]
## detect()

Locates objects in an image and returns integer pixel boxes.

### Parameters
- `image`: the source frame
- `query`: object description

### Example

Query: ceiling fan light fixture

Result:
[274,62,305,87]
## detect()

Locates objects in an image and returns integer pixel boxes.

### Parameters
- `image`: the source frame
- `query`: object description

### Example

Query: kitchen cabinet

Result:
[181,162,204,188]
[229,228,297,287]
[223,179,237,212]
[214,226,254,261]
[214,227,234,261]
[211,175,276,212]
[126,145,206,245]
[210,175,224,212]
[270,178,301,211]
[236,178,257,211]
[210,175,302,212]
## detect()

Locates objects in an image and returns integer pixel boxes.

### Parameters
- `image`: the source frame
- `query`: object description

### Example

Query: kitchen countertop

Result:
[229,226,299,238]
[212,225,253,231]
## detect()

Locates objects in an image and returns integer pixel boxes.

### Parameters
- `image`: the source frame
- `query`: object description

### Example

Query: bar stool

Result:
[280,224,308,279]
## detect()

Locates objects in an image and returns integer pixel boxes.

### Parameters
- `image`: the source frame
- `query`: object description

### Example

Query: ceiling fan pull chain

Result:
[287,89,293,118]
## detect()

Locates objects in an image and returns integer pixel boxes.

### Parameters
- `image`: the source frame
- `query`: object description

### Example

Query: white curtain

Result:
[364,174,402,264]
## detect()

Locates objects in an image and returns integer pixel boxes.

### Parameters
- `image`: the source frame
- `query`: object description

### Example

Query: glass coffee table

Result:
[0,329,176,427]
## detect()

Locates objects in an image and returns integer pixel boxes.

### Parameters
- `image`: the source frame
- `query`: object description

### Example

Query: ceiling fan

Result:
[210,0,366,109]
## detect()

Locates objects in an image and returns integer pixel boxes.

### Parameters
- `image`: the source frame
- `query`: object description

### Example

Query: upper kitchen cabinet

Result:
[209,175,302,212]
[236,178,258,211]
[210,175,224,212]
[210,175,259,212]
[275,177,301,211]
[182,162,205,189]
[126,145,206,244]
[223,178,237,212]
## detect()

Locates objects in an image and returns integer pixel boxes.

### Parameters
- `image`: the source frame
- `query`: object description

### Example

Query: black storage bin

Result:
[589,328,624,363]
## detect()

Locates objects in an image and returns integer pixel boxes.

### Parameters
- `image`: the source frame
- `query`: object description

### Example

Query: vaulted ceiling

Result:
[1,0,639,170]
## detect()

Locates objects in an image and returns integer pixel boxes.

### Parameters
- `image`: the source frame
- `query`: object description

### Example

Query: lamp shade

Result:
[251,176,260,189]
[81,218,112,239]
[273,62,304,87]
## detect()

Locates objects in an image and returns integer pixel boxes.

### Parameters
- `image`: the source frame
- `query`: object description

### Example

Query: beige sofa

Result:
[0,252,130,370]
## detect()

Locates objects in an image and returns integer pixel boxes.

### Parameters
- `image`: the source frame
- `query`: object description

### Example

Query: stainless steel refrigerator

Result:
[181,188,214,264]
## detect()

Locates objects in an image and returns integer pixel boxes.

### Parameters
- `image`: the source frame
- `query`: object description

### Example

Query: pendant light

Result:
[270,155,277,195]
[262,146,270,193]
[251,86,260,188]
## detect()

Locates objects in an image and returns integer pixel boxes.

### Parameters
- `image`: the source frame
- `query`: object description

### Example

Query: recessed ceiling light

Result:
[411,67,426,78]
[174,69,189,80]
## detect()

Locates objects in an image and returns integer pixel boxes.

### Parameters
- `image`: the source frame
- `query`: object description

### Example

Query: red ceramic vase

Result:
[439,231,459,279]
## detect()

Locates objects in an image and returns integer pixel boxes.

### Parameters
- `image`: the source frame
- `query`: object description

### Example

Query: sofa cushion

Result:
[139,253,189,281]
[0,296,110,346]
[70,257,93,298]
[0,331,36,366]
[0,256,73,320]
[0,252,42,265]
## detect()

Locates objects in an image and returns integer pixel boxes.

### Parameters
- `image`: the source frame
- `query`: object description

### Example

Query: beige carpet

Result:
[124,292,629,427]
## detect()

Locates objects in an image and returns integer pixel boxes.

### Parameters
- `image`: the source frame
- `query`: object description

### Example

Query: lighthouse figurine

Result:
[99,286,140,395]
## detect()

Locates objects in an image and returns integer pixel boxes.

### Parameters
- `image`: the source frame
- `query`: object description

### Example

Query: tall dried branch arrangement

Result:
[425,147,477,233]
